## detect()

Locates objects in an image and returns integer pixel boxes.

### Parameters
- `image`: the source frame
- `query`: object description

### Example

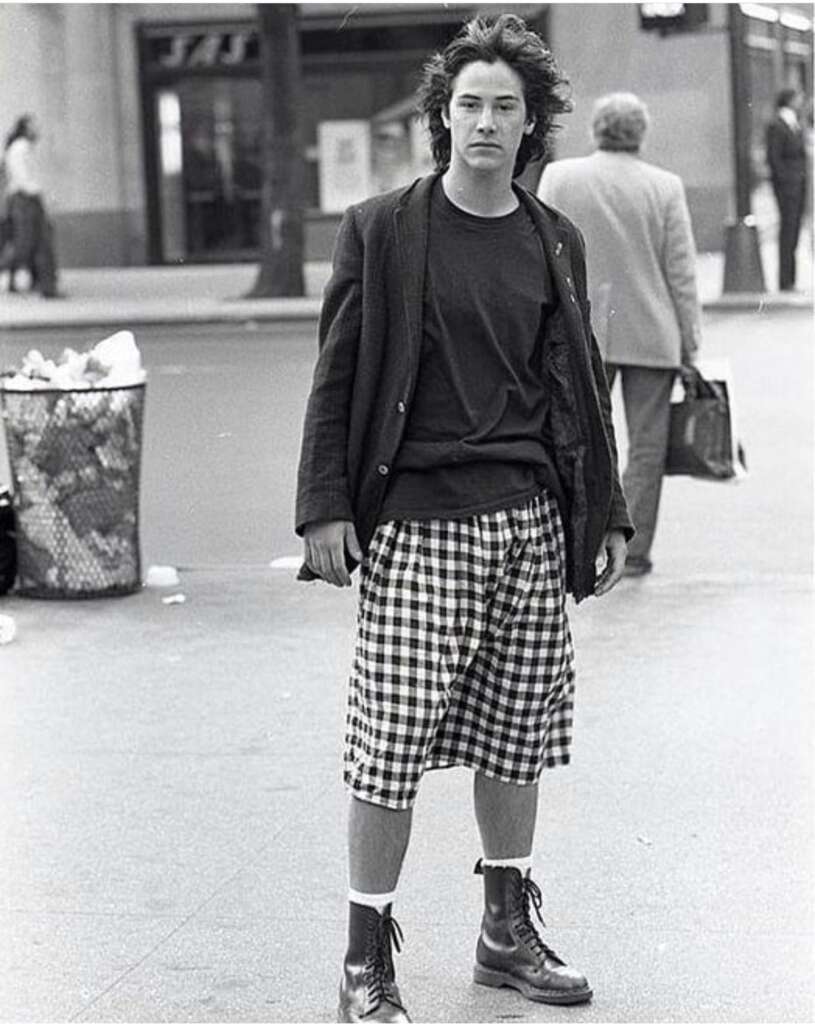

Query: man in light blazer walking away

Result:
[538,92,701,577]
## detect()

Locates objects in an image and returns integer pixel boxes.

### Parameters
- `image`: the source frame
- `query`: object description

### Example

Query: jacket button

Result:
[377,464,389,476]
[397,401,406,414]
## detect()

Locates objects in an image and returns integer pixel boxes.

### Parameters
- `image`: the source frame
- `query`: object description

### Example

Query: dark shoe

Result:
[40,291,67,300]
[473,860,592,1005]
[337,902,410,1023]
[623,557,652,578]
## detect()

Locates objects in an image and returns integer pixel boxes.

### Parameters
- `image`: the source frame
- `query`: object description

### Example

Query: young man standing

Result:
[296,15,632,1022]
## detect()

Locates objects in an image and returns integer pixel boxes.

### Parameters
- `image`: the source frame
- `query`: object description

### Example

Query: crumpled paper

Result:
[1,331,146,390]
[145,565,181,588]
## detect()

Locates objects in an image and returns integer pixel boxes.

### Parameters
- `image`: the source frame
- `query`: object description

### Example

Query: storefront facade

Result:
[0,2,810,267]
[547,3,812,251]
[134,4,499,265]
[740,4,813,191]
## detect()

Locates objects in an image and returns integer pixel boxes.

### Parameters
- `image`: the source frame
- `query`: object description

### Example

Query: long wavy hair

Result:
[417,14,572,178]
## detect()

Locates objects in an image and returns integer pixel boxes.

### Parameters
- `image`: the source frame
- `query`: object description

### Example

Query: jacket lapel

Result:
[393,174,438,359]
[518,188,581,322]
[518,187,595,379]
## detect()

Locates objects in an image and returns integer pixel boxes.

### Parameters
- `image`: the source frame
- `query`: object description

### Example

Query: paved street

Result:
[0,318,317,569]
[0,306,813,1023]
[1,305,812,575]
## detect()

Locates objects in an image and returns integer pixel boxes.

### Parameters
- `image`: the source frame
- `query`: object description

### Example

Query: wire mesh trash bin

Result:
[0,383,145,598]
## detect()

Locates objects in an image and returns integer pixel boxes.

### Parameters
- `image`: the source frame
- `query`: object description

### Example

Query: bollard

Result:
[722,216,766,294]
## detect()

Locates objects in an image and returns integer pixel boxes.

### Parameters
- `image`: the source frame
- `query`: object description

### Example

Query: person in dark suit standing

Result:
[766,88,808,292]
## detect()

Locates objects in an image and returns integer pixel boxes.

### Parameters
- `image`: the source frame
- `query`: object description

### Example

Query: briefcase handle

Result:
[680,366,726,404]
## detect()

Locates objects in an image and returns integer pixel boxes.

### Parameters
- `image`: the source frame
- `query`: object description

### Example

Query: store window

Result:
[156,90,185,262]
[151,78,262,262]
[140,26,427,262]
[138,9,547,263]
[740,5,813,231]
[140,23,264,262]
[745,45,776,187]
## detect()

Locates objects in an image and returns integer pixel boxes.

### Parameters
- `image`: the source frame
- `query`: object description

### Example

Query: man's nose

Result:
[476,106,496,131]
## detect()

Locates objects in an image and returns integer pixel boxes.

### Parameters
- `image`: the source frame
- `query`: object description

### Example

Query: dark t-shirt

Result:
[379,180,561,522]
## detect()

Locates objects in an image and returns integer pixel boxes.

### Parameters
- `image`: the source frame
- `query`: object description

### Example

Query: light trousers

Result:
[605,364,676,564]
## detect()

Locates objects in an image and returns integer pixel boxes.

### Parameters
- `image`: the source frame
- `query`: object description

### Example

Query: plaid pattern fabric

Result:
[345,490,576,810]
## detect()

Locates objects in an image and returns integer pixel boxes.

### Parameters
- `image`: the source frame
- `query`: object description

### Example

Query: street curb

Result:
[0,294,810,331]
[702,293,812,312]
[0,298,323,332]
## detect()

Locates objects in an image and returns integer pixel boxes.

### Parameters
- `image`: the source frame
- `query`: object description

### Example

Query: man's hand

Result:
[594,529,627,596]
[678,364,699,391]
[679,350,700,390]
[303,520,362,588]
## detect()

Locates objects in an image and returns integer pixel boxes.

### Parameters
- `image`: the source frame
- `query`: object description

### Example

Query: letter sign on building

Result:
[147,26,260,72]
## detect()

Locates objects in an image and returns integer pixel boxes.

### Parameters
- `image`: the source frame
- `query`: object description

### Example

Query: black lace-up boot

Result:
[337,902,411,1023]
[473,860,592,1005]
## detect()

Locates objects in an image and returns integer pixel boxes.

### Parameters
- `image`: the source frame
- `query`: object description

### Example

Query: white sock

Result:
[481,855,533,875]
[348,887,397,912]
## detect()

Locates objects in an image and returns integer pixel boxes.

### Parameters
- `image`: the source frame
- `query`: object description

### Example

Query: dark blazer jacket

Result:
[766,114,807,193]
[295,173,633,602]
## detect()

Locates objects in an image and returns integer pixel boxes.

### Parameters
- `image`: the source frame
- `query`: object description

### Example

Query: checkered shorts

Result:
[344,489,576,810]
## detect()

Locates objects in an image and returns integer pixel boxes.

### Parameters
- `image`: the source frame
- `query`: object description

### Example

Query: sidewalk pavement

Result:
[0,239,812,332]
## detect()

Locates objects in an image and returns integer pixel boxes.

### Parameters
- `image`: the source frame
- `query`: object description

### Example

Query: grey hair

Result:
[591,92,649,151]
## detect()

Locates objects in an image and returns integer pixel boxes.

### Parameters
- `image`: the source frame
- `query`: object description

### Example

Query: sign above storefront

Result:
[141,25,260,73]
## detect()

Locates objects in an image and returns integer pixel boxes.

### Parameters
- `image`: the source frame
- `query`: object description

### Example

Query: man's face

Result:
[442,59,534,176]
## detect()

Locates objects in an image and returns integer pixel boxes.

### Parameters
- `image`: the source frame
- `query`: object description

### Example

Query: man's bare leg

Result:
[471,772,590,1004]
[473,772,538,858]
[339,797,413,1022]
[348,795,413,892]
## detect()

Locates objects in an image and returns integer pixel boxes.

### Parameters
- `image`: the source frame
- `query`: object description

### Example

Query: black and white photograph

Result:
[0,3,812,1023]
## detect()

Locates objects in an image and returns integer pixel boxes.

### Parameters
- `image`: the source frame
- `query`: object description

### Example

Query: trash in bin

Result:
[1,331,147,599]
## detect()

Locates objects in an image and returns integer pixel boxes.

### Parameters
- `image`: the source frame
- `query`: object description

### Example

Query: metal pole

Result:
[722,3,766,293]
[729,4,752,218]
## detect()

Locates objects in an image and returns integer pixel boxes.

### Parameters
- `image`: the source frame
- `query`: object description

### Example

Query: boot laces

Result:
[513,875,566,967]
[363,912,405,1012]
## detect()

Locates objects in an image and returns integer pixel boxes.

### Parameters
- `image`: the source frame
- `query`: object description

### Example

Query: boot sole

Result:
[473,964,593,1005]
[337,997,411,1023]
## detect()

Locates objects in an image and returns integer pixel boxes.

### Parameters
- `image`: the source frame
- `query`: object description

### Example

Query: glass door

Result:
[154,77,262,262]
